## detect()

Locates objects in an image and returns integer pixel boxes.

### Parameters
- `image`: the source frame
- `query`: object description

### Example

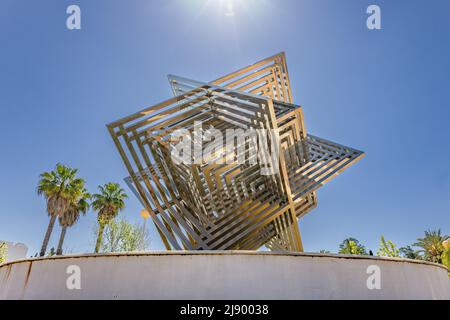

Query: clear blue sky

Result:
[0,0,449,256]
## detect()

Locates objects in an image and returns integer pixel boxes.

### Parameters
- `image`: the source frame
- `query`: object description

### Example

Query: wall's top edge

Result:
[1,251,448,271]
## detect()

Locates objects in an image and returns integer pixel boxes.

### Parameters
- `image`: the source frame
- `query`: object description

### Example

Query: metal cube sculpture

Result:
[108,53,364,252]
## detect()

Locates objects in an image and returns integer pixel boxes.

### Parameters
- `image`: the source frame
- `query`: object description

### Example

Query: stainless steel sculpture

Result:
[108,53,364,251]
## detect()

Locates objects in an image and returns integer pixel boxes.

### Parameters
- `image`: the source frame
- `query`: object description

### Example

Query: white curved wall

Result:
[0,251,449,300]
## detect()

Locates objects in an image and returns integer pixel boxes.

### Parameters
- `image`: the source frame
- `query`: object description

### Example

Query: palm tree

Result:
[56,188,90,255]
[92,183,127,253]
[37,164,85,257]
[413,229,448,263]
[338,238,367,255]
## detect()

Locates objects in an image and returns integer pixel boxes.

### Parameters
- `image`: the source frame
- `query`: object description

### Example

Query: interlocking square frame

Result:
[108,53,364,252]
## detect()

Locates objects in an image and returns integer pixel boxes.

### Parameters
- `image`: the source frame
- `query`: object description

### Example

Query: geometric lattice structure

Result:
[108,53,364,252]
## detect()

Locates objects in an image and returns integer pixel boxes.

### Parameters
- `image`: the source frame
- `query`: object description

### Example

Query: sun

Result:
[223,0,235,17]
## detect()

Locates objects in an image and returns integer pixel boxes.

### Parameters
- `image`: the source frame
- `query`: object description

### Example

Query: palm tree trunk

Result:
[94,223,105,253]
[56,226,67,255]
[40,215,56,257]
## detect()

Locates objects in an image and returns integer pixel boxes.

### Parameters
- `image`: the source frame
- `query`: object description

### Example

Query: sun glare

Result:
[223,0,235,17]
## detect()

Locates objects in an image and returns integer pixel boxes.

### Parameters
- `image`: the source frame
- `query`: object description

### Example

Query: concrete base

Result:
[0,251,449,300]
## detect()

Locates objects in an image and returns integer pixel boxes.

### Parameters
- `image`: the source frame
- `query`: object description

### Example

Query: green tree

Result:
[0,242,7,264]
[37,164,86,256]
[48,247,56,257]
[442,239,449,275]
[97,218,150,253]
[413,229,448,263]
[318,249,331,254]
[338,238,367,255]
[377,236,400,257]
[56,188,90,255]
[400,245,422,260]
[92,183,128,253]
